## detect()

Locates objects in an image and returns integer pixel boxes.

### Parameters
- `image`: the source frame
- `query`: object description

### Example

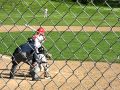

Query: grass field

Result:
[0,0,120,26]
[0,0,120,62]
[0,31,120,63]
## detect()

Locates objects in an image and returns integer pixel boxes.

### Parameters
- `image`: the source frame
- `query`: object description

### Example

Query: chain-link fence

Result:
[0,0,120,90]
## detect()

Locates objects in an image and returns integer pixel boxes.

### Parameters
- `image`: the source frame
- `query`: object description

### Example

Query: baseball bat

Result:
[25,24,36,32]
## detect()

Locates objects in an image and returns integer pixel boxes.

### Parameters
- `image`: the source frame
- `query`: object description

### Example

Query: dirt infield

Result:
[0,25,120,90]
[0,56,120,90]
[0,25,120,32]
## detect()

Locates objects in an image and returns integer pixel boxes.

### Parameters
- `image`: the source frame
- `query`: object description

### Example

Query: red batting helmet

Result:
[37,27,45,35]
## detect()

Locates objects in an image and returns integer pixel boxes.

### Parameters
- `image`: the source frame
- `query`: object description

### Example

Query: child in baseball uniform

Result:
[30,27,49,80]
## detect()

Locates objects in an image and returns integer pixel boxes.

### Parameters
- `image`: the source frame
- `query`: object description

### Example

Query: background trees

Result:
[51,0,120,7]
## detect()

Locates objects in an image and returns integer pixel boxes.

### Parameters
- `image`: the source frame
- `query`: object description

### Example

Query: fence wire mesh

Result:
[0,0,120,90]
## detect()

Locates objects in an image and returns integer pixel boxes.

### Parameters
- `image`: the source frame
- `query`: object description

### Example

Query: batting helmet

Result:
[37,27,45,35]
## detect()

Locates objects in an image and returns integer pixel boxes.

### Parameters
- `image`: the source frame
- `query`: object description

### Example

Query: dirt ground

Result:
[0,56,120,90]
[0,25,120,90]
[0,25,120,32]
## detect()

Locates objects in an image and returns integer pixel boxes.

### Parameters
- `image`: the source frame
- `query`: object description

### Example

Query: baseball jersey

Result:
[33,34,45,53]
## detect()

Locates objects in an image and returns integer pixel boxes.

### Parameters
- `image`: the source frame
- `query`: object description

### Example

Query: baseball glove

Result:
[45,53,52,59]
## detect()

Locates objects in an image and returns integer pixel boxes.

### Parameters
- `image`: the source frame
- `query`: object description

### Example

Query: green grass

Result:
[0,31,120,63]
[0,0,120,26]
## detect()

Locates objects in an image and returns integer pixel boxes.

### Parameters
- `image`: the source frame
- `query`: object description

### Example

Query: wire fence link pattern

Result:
[0,0,120,90]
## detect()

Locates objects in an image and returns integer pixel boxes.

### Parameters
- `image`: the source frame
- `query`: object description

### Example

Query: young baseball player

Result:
[33,27,45,53]
[44,8,48,18]
[30,27,49,80]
